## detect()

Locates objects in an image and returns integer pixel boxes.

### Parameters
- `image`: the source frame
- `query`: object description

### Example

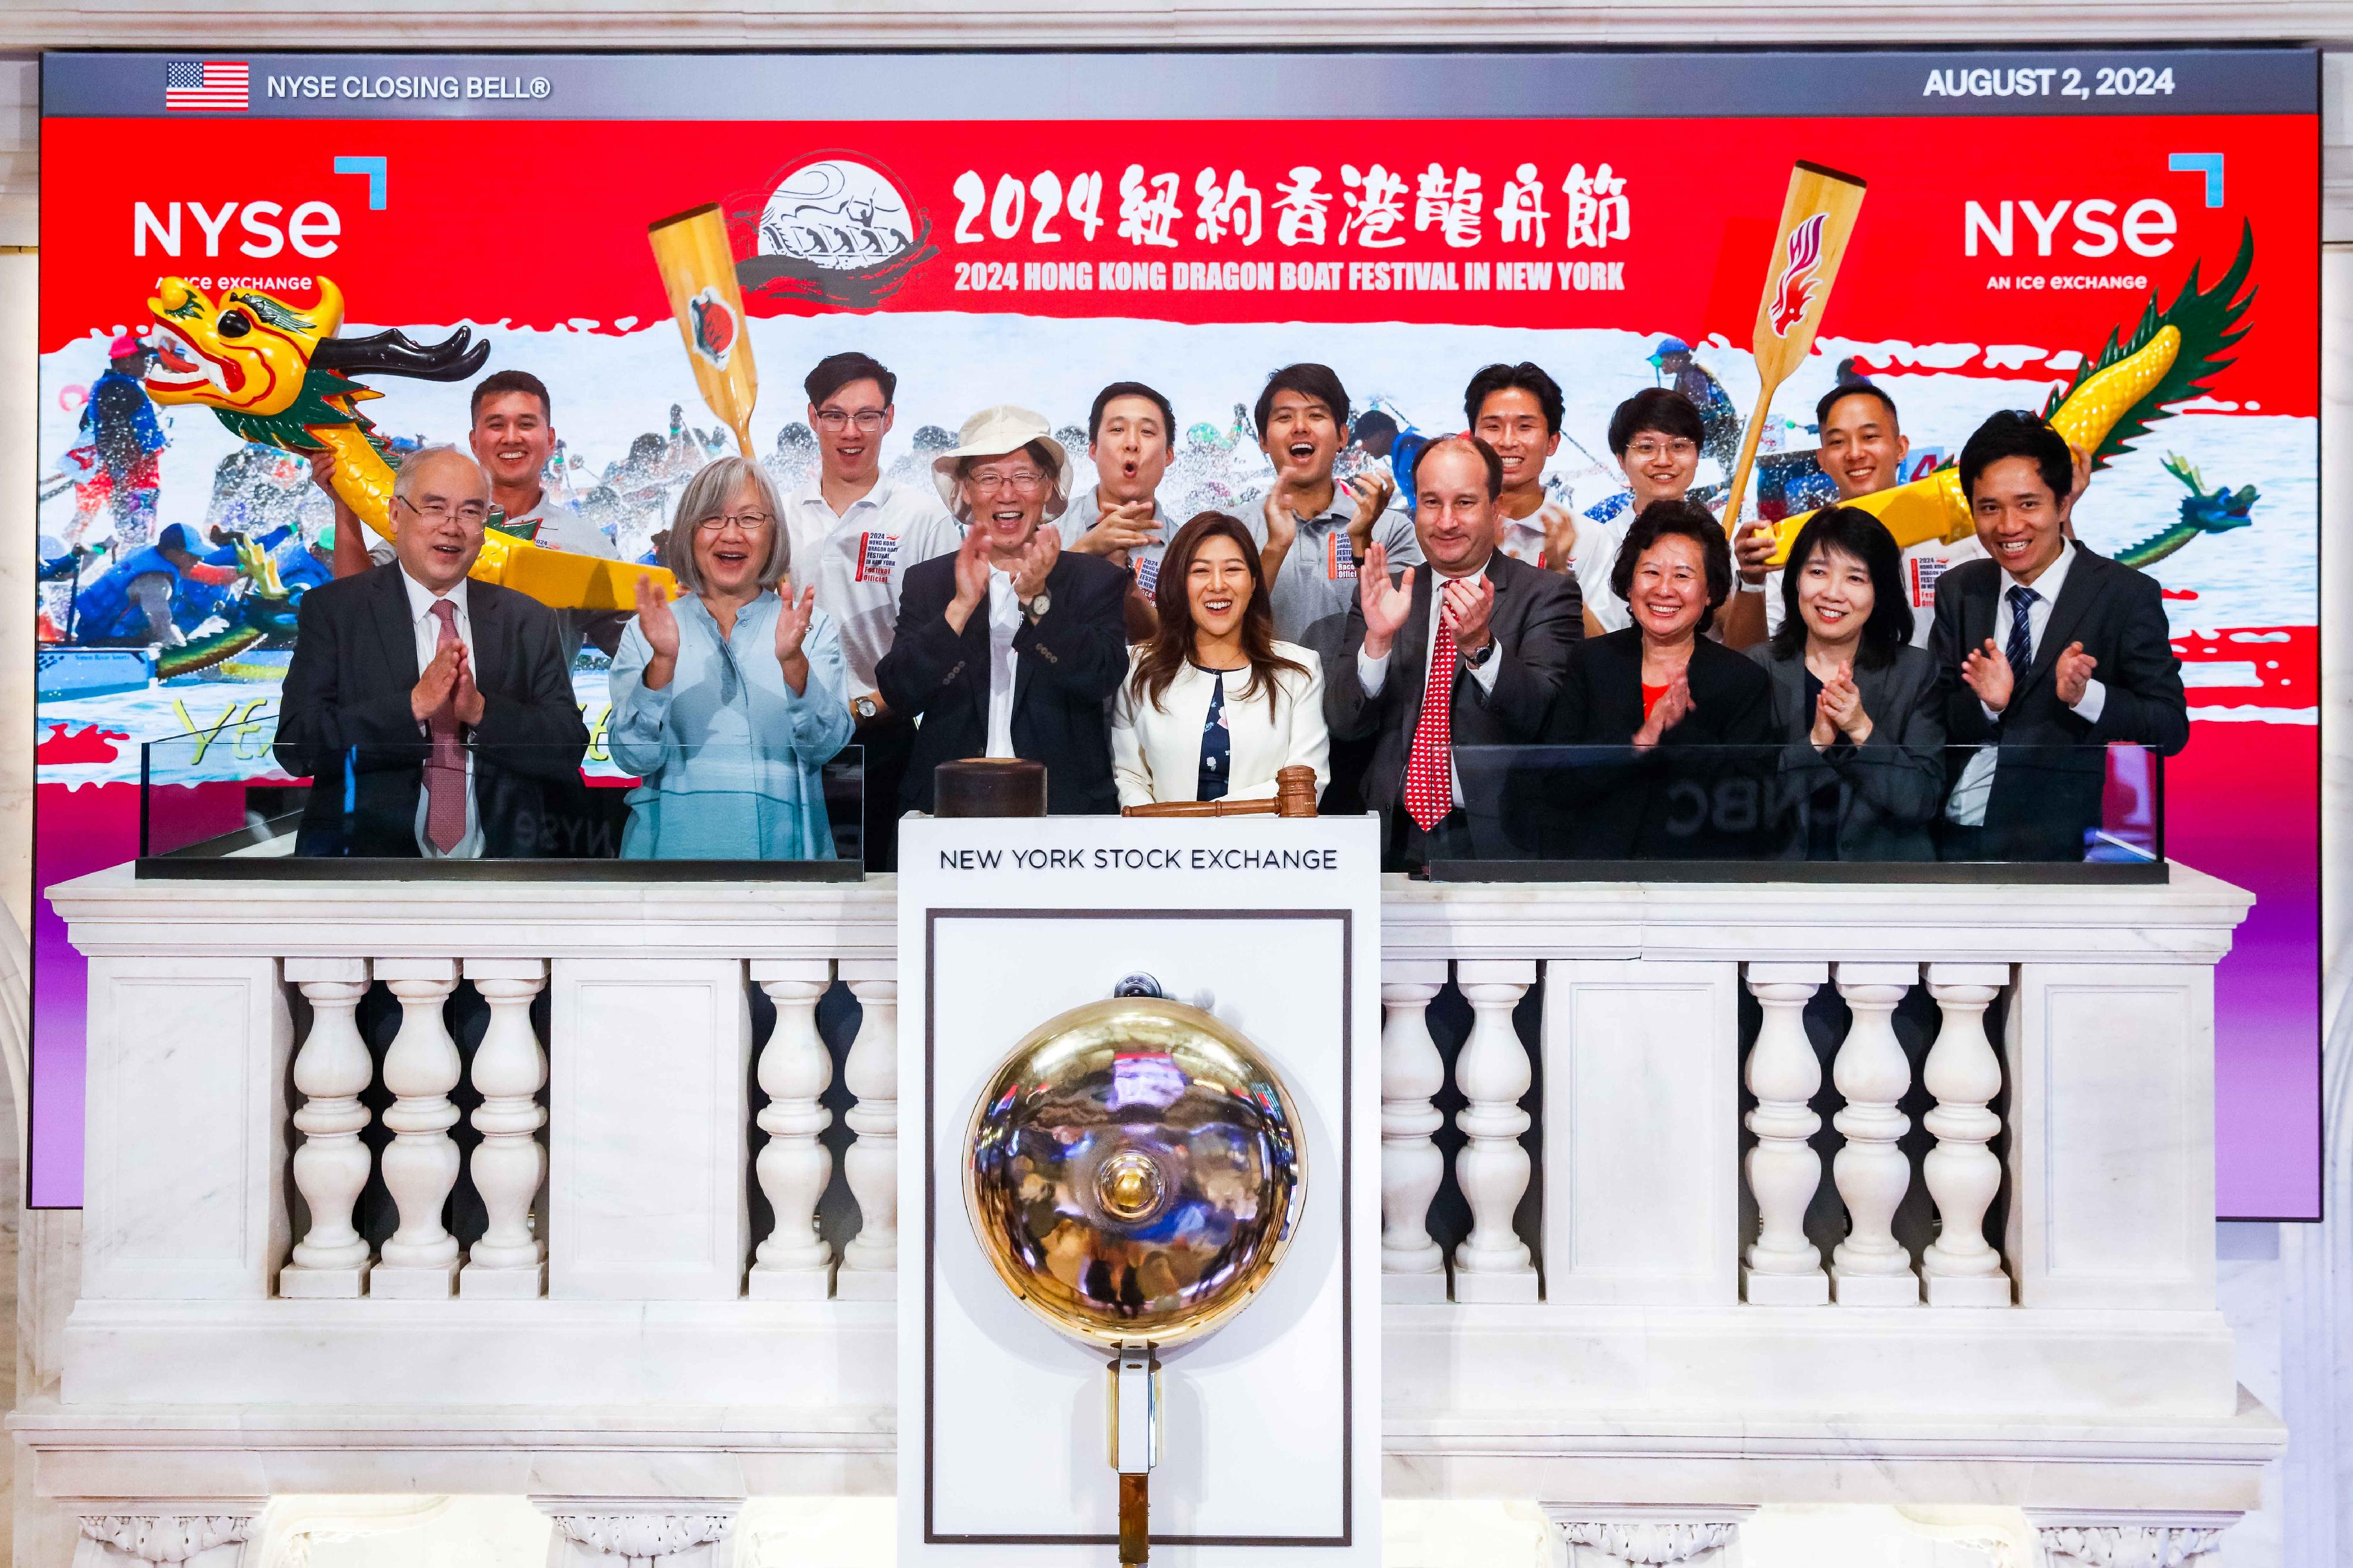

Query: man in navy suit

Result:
[1929,411,2188,861]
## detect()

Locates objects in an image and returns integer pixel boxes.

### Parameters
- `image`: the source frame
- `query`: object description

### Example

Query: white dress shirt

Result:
[785,473,962,702]
[1355,568,1505,809]
[1109,644,1331,806]
[1570,515,1631,633]
[1945,541,2108,828]
[983,568,1022,759]
[400,567,483,859]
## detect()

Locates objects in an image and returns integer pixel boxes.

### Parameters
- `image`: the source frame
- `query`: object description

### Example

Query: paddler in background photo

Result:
[1062,380,1179,644]
[1649,336,1740,475]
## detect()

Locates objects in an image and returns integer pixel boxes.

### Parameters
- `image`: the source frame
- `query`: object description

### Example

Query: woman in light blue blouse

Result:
[609,456,854,860]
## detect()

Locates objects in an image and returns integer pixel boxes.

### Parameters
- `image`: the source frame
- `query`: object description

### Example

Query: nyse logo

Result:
[132,199,344,260]
[1963,197,2177,259]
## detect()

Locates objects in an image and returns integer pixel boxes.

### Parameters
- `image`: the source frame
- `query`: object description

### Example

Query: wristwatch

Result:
[1023,590,1053,622]
[1462,639,1497,668]
[852,695,879,722]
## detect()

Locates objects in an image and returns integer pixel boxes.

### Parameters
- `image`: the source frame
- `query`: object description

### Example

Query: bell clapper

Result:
[1109,1343,1161,1564]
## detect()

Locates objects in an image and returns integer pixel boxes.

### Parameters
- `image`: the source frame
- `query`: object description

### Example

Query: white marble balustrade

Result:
[35,865,2275,1565]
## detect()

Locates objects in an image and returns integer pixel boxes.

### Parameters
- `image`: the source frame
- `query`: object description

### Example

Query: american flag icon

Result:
[164,61,249,113]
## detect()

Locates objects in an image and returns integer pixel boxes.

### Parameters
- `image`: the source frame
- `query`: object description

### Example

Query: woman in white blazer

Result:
[1111,511,1331,806]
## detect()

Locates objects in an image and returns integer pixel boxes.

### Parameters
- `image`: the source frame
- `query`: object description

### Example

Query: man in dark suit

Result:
[1327,434,1582,869]
[875,406,1129,815]
[1930,411,2188,861]
[274,446,592,858]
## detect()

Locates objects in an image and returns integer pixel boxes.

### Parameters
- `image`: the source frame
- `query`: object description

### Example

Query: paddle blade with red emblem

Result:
[646,202,759,459]
[1720,161,1868,531]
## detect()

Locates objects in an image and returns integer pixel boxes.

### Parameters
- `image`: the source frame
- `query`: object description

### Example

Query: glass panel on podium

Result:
[136,732,865,879]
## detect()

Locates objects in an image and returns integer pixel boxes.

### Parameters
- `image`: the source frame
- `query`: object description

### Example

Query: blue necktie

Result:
[2005,584,2037,677]
[1197,673,1230,802]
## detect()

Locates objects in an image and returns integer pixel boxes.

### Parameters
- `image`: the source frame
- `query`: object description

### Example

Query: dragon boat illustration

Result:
[141,275,678,613]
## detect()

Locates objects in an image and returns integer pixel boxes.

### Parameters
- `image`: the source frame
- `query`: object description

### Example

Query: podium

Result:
[897,813,1382,1566]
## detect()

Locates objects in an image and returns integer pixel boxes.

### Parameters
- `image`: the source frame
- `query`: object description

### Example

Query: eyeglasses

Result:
[398,494,489,526]
[966,469,1045,496]
[815,409,888,432]
[1628,439,1698,461]
[695,511,774,533]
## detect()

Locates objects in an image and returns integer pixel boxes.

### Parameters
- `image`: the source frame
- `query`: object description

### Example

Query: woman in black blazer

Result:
[1747,506,1947,861]
[1539,499,1773,859]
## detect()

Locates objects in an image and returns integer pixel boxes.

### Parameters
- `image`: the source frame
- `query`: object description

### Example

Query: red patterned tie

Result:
[1401,612,1458,833]
[423,598,467,854]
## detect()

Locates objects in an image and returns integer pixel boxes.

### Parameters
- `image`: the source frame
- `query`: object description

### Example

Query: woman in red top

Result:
[1537,498,1774,858]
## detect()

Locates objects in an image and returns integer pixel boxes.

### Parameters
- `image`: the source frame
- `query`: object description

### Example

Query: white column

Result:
[1381,962,1450,1303]
[1829,961,1921,1306]
[836,960,897,1301]
[460,957,549,1299]
[750,959,837,1300]
[1742,961,1828,1305]
[370,956,462,1299]
[74,1507,260,1568]
[1451,959,1538,1303]
[537,1502,739,1568]
[279,957,374,1299]
[1921,962,2012,1307]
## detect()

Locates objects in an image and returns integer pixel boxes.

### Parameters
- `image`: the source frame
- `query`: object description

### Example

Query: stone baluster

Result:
[1451,960,1539,1303]
[370,957,462,1298]
[836,960,897,1299]
[460,958,549,1299]
[749,960,837,1300]
[1921,963,2014,1306]
[1381,962,1450,1303]
[1742,962,1828,1305]
[1829,962,1922,1305]
[279,958,374,1299]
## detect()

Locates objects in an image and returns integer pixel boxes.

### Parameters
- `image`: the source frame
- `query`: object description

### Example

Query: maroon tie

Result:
[423,599,466,854]
[1402,613,1457,833]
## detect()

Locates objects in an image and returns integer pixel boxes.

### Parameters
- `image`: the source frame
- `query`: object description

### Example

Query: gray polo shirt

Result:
[1241,491,1423,657]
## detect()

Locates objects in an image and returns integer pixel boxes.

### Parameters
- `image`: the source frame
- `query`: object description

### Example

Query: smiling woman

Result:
[605,456,855,861]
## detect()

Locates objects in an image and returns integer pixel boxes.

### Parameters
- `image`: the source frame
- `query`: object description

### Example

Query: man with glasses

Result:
[876,406,1128,816]
[1578,388,1707,635]
[784,351,962,866]
[275,445,590,858]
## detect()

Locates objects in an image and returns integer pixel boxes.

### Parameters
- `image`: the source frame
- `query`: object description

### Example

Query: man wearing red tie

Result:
[1326,435,1581,870]
[274,446,590,858]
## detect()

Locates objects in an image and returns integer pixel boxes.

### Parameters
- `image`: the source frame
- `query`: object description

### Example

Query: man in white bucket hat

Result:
[876,405,1129,815]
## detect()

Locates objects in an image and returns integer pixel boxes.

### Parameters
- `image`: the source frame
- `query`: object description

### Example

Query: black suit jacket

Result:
[274,564,592,857]
[1325,549,1581,836]
[1749,642,1946,862]
[1928,546,2187,860]
[876,548,1129,815]
[1532,628,1777,859]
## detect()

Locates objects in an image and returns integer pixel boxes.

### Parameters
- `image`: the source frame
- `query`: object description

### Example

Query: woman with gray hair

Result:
[609,456,854,859]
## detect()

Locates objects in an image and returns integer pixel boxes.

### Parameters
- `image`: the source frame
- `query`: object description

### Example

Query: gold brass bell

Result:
[962,996,1307,1564]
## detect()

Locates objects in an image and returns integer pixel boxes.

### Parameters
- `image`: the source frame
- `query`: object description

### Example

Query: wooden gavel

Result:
[1121,765,1319,819]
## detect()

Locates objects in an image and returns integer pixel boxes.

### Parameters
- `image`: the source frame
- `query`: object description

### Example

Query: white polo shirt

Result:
[784,472,962,699]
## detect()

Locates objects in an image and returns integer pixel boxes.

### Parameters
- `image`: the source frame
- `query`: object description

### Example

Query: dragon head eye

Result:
[217,309,252,339]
